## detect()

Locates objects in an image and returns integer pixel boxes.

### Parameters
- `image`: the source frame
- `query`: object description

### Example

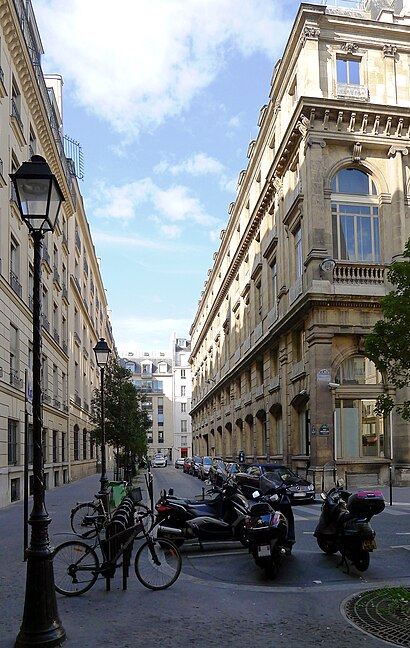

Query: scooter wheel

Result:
[316,534,338,555]
[354,550,370,572]
[237,521,249,548]
[265,561,278,580]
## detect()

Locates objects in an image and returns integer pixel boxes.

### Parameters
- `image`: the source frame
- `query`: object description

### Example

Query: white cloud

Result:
[33,0,290,139]
[88,177,218,229]
[92,231,168,250]
[155,153,224,177]
[160,224,181,239]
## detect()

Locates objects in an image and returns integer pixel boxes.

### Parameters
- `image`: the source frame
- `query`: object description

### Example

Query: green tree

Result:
[90,360,149,478]
[365,238,410,421]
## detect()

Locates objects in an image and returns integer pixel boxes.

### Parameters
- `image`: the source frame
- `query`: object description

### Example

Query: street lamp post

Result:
[93,338,111,510]
[10,156,65,647]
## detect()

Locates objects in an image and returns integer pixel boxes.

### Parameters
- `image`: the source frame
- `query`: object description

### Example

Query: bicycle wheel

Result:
[134,503,155,539]
[70,502,100,538]
[53,541,99,596]
[135,537,181,590]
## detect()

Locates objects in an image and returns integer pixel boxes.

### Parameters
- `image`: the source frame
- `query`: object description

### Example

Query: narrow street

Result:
[2,469,409,648]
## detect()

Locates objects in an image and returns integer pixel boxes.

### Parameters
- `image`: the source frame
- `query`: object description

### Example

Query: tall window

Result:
[9,324,18,386]
[271,259,277,304]
[331,168,379,262]
[294,226,303,278]
[181,420,187,433]
[74,428,79,461]
[8,419,18,465]
[336,57,360,85]
[53,430,58,463]
[181,402,186,413]
[181,385,186,397]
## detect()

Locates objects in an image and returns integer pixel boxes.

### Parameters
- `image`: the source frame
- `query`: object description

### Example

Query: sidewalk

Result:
[0,470,150,648]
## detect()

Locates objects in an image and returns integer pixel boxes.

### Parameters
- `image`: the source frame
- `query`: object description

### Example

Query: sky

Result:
[31,0,313,357]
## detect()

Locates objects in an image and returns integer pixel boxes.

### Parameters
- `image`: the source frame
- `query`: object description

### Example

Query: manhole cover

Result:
[343,588,410,647]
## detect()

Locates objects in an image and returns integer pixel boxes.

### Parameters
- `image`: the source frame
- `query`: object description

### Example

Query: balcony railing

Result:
[333,262,385,285]
[10,370,23,389]
[10,271,22,298]
[11,97,24,133]
[42,314,50,332]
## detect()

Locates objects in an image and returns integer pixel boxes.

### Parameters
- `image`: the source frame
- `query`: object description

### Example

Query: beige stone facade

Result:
[190,0,410,489]
[0,0,113,507]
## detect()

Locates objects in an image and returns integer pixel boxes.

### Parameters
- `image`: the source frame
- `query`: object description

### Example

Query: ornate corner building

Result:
[190,0,410,489]
[0,0,114,507]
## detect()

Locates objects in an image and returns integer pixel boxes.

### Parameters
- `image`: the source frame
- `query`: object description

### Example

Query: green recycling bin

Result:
[109,481,126,507]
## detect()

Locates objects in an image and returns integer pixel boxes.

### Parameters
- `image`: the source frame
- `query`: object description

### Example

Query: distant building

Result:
[121,336,192,460]
[172,336,192,459]
[190,0,410,488]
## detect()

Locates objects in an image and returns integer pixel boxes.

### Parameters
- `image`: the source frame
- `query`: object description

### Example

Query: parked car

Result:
[190,456,202,476]
[198,456,213,480]
[183,457,193,473]
[152,454,167,468]
[174,457,185,469]
[234,463,315,503]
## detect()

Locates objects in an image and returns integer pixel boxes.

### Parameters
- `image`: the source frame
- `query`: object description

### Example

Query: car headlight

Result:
[307,484,314,491]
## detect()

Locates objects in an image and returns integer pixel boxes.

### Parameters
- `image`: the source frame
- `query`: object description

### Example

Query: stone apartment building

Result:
[190,0,410,488]
[123,336,192,461]
[0,0,114,508]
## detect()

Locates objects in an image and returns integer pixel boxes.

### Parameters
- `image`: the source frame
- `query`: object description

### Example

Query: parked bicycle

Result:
[53,509,182,594]
[70,484,153,538]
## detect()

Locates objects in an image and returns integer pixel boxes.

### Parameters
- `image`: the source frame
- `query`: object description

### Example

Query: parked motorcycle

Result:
[245,482,295,579]
[314,482,385,572]
[155,478,250,547]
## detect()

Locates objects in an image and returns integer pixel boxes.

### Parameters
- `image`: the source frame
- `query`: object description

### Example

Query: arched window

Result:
[331,168,380,262]
[336,355,382,385]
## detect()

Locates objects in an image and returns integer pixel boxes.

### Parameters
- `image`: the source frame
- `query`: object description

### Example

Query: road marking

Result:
[396,532,410,535]
[391,545,410,551]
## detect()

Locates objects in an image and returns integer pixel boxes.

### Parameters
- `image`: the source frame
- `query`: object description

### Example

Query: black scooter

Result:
[155,478,250,548]
[245,482,295,579]
[314,482,385,572]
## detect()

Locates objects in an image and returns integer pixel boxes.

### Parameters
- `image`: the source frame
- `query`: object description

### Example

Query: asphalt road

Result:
[1,468,409,648]
[153,466,410,591]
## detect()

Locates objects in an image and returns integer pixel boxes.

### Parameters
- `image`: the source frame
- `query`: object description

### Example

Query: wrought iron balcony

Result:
[11,97,24,133]
[10,271,22,298]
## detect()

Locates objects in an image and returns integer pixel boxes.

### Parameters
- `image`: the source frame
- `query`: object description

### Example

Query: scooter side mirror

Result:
[320,492,326,501]
[168,488,174,496]
[252,490,261,499]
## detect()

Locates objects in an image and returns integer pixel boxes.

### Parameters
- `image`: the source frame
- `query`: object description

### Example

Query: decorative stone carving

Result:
[352,142,362,162]
[341,42,359,54]
[383,44,398,58]
[388,145,408,158]
[301,26,320,46]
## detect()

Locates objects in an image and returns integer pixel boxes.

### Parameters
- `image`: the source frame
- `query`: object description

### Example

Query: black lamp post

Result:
[10,156,65,647]
[93,337,111,509]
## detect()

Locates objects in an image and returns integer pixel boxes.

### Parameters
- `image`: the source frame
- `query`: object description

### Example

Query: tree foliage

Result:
[365,238,410,420]
[90,360,149,473]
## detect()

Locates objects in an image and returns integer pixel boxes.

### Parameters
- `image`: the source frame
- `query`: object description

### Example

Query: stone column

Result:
[387,144,408,259]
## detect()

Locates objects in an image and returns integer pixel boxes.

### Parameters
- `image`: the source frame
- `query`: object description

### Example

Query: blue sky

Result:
[32,0,307,356]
